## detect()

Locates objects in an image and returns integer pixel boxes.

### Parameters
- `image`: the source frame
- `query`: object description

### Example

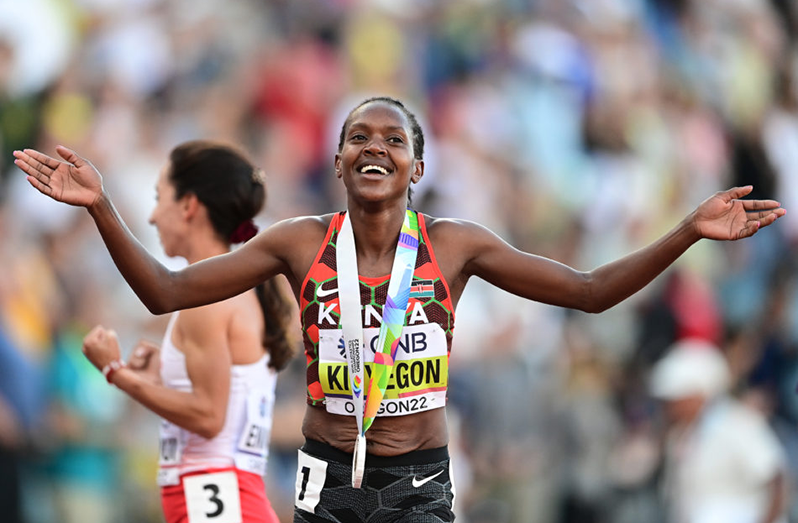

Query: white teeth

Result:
[360,165,389,175]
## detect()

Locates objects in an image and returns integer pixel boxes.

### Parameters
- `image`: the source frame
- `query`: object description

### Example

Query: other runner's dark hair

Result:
[168,141,295,370]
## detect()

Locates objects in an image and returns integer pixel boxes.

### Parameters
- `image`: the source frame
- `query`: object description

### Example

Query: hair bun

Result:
[230,219,259,243]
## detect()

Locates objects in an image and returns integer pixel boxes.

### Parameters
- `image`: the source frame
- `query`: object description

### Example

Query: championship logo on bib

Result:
[318,323,448,417]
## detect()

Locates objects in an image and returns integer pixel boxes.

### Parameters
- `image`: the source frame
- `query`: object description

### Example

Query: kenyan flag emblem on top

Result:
[409,279,435,298]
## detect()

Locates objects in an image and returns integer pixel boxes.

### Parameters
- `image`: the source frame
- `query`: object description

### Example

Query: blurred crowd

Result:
[2,0,798,521]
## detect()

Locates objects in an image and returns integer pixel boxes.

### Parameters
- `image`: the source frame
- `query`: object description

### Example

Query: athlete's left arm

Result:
[452,186,784,313]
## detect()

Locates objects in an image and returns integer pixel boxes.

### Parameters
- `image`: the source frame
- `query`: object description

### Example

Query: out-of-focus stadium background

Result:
[1,0,798,521]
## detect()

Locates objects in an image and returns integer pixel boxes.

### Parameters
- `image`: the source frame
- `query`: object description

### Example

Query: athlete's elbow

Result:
[574,298,605,314]
[141,290,178,315]
[579,289,617,314]
[196,427,222,440]
[195,416,224,439]
[582,301,612,314]
[140,270,182,315]
[183,401,225,439]
[144,301,171,316]
[570,273,615,313]
[570,273,604,313]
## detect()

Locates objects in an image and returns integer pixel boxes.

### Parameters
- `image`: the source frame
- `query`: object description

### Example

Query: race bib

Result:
[158,420,185,486]
[295,450,328,514]
[234,388,272,475]
[318,323,448,417]
[184,471,242,523]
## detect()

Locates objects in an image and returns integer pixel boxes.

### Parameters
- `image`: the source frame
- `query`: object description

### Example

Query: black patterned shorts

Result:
[294,439,456,523]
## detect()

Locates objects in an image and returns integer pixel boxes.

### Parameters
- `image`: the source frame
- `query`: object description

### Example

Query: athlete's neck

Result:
[184,238,230,265]
[346,204,409,264]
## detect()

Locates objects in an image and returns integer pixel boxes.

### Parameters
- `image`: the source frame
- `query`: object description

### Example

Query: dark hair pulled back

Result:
[168,140,295,370]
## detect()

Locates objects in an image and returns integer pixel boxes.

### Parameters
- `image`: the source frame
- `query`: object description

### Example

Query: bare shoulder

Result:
[266,214,334,242]
[174,301,231,352]
[180,287,262,340]
[255,213,338,291]
[420,214,499,286]
[422,214,495,247]
[423,214,472,233]
[252,213,335,259]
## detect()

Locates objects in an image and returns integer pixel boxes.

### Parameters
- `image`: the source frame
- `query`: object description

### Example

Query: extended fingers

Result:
[15,149,62,170]
[13,151,58,197]
[55,145,87,168]
[14,159,49,185]
[742,202,786,232]
[24,174,53,196]
[13,151,55,181]
[737,220,761,239]
[723,185,754,201]
[756,209,785,229]
[746,208,786,220]
[740,198,782,211]
[14,159,50,182]
[736,208,785,239]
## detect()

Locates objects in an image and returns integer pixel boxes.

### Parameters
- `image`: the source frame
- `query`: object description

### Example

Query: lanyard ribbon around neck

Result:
[335,209,420,487]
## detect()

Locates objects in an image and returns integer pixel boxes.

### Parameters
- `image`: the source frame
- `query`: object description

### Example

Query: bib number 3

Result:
[184,471,242,523]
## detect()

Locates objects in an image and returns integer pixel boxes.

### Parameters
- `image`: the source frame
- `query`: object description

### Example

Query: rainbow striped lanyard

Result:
[336,209,420,487]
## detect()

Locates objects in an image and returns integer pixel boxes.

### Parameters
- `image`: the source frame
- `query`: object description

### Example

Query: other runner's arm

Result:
[83,308,233,438]
[14,146,297,314]
[460,186,784,313]
[126,340,161,385]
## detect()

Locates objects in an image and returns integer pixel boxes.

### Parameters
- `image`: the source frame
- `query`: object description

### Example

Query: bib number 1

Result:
[295,450,327,513]
[183,471,242,523]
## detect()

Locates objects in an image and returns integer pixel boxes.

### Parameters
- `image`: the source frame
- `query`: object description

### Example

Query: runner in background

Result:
[77,141,294,523]
[14,96,786,522]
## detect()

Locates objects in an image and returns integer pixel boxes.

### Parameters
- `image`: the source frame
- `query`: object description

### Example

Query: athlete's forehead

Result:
[156,162,170,187]
[347,102,411,133]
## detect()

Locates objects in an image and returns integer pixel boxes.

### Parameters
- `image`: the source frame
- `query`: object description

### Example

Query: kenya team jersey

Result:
[300,211,455,417]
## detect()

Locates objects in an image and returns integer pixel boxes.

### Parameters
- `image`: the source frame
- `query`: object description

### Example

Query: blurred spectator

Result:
[0,328,43,523]
[44,323,127,523]
[1,0,798,521]
[650,339,788,523]
[451,280,565,523]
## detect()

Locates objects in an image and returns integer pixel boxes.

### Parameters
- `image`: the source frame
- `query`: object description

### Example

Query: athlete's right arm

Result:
[83,320,231,439]
[14,146,297,314]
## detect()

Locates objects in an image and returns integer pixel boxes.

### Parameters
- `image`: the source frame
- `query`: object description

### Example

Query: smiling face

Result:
[335,101,424,206]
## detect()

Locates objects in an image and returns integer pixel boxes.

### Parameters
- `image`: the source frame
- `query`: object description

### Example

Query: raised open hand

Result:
[13,146,103,208]
[692,186,786,241]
